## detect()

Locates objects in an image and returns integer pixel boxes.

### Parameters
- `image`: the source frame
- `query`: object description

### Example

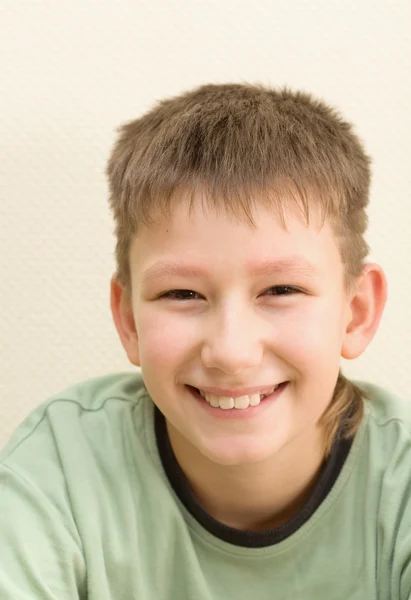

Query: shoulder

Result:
[45,370,147,412]
[356,379,411,442]
[353,381,411,594]
[0,370,156,545]
[354,380,411,474]
[0,371,151,468]
[0,372,154,597]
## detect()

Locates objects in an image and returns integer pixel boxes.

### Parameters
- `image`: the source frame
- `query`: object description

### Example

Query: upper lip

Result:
[190,383,285,397]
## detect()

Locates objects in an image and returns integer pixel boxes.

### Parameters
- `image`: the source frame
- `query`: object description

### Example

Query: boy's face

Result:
[125,199,354,467]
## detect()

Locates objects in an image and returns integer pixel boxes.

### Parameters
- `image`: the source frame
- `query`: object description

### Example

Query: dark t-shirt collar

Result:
[154,405,353,548]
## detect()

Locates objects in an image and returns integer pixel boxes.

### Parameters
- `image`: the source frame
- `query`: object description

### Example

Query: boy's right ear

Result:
[110,275,141,367]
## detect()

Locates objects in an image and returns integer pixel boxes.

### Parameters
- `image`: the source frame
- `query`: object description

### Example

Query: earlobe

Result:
[110,275,141,366]
[341,264,387,360]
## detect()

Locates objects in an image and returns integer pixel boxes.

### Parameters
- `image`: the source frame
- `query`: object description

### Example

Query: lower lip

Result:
[186,382,288,420]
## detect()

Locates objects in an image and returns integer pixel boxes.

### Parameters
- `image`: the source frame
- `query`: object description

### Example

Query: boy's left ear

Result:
[341,263,387,360]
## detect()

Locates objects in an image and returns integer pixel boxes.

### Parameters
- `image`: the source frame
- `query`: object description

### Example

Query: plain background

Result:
[1,0,410,448]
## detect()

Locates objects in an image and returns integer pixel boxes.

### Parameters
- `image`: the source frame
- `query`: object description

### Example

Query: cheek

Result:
[274,300,346,366]
[136,307,197,368]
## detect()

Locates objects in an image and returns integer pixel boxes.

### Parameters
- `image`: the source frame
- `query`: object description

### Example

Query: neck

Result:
[166,422,326,531]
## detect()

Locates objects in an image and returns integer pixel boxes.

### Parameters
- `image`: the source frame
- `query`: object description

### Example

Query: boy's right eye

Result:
[160,289,202,300]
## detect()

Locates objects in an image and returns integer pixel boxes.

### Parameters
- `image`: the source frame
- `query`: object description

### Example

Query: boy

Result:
[1,82,409,599]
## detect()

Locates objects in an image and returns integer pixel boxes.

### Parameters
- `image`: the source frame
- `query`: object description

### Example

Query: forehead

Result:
[129,199,343,282]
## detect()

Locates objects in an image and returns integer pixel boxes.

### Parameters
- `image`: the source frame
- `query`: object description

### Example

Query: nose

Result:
[201,302,263,374]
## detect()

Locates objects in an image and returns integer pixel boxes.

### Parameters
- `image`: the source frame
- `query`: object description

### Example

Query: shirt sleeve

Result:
[0,463,86,599]
[398,525,411,600]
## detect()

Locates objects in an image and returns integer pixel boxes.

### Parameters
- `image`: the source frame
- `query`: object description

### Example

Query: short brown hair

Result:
[106,83,371,453]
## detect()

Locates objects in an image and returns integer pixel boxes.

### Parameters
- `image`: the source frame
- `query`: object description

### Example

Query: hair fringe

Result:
[106,83,371,290]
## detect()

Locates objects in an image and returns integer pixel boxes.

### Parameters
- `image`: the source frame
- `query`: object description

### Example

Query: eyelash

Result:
[160,286,302,301]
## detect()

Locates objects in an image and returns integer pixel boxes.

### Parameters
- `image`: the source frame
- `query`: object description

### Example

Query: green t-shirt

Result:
[1,372,411,599]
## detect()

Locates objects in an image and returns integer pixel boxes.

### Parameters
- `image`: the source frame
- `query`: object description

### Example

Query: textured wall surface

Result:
[1,0,410,448]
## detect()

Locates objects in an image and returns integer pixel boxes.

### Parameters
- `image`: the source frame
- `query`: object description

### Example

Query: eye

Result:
[160,289,202,301]
[263,285,302,296]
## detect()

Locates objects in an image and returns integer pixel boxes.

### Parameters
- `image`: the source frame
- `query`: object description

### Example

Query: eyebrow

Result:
[142,256,323,282]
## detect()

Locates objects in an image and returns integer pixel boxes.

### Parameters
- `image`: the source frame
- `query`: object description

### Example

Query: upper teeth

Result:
[199,385,280,410]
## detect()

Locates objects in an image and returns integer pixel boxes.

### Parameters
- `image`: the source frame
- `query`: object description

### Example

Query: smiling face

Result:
[120,198,355,468]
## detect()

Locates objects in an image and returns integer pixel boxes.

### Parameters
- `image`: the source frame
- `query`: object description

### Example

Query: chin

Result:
[200,439,278,467]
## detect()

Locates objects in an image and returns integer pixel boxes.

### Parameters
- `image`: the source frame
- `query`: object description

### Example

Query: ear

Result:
[110,275,141,366]
[341,263,387,360]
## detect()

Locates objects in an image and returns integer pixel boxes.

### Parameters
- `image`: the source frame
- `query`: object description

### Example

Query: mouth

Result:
[187,382,289,411]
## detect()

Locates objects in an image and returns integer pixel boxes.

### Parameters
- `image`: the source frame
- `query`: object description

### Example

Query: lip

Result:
[186,382,289,420]
[188,384,283,398]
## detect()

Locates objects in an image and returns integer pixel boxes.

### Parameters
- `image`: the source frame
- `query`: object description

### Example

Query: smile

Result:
[192,382,288,410]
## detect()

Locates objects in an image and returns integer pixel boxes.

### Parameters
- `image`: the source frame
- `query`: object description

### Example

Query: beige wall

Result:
[1,0,410,448]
